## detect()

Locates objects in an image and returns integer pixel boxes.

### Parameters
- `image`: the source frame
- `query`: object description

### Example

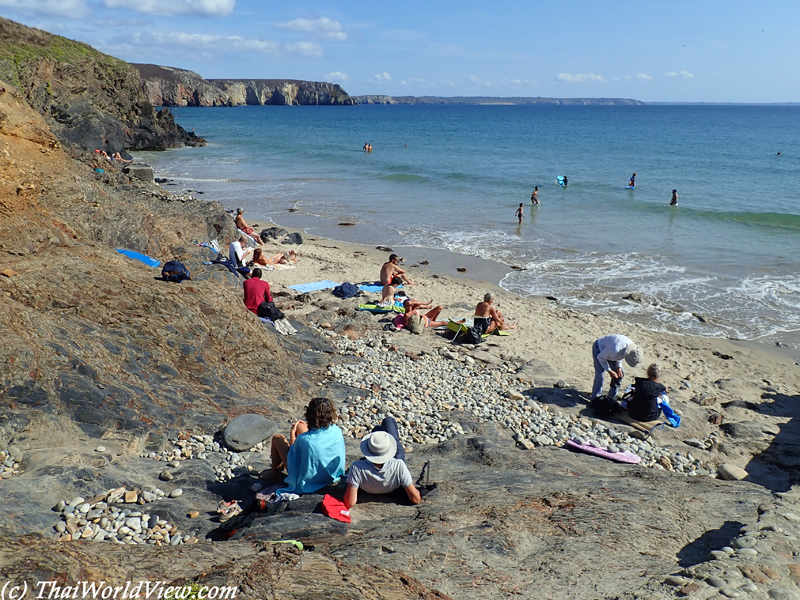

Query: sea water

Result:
[138,104,800,346]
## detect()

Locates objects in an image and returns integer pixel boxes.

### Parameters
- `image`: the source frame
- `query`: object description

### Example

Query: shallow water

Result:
[139,104,800,345]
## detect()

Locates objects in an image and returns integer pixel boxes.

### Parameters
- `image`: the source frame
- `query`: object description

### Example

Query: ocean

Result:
[138,104,800,348]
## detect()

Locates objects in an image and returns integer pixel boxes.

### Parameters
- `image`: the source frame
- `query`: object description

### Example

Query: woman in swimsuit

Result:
[403,300,448,328]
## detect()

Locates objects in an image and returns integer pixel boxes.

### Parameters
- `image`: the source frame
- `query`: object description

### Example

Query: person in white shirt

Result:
[591,334,643,400]
[228,236,253,271]
[344,417,421,509]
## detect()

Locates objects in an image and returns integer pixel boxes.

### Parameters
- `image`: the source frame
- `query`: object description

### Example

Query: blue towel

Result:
[661,402,681,428]
[358,283,403,293]
[288,280,339,293]
[277,426,346,495]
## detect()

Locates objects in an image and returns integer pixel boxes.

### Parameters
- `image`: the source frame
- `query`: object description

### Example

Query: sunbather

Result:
[344,417,421,509]
[403,300,448,328]
[474,292,516,335]
[250,248,298,267]
[380,254,415,285]
[265,397,346,495]
[234,208,261,241]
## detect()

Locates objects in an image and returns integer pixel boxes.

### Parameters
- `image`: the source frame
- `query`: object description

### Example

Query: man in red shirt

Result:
[242,268,272,314]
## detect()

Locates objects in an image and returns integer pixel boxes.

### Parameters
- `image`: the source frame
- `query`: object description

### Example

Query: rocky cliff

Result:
[135,63,354,106]
[0,17,204,154]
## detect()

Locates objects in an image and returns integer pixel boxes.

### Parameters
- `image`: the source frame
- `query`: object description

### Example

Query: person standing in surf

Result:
[530,186,539,205]
[629,173,636,188]
[670,189,678,206]
[515,203,524,224]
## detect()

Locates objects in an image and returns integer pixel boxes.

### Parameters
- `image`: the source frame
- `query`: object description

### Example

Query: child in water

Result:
[670,189,678,206]
[515,203,524,224]
[530,186,539,205]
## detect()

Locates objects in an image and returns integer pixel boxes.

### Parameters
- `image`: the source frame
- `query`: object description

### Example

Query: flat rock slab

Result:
[224,414,279,451]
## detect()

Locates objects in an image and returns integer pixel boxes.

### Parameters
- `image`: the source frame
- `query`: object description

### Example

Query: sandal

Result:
[217,500,242,522]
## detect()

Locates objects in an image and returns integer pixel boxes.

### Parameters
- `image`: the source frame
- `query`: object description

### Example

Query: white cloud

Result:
[325,71,349,83]
[400,78,425,86]
[111,32,319,60]
[665,70,694,78]
[275,17,347,41]
[505,78,537,87]
[373,72,392,82]
[0,0,89,18]
[467,75,493,87]
[103,0,235,17]
[625,73,652,81]
[557,73,605,83]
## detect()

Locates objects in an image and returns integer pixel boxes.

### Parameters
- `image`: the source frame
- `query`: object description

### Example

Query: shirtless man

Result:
[474,292,516,334]
[380,254,415,285]
[530,186,539,205]
[234,207,262,242]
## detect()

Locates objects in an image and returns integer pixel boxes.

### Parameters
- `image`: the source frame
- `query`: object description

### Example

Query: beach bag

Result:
[257,301,285,321]
[407,314,425,335]
[161,260,191,283]
[461,326,484,345]
[332,282,360,299]
[590,395,622,418]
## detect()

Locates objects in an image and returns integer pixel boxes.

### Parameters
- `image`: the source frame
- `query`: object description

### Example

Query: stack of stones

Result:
[329,336,713,477]
[141,434,266,483]
[52,487,195,545]
[1,447,22,479]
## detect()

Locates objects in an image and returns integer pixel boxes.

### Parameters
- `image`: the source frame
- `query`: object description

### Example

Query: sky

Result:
[2,0,799,102]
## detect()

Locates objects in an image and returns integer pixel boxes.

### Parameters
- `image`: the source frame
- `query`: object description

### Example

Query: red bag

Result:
[321,494,351,523]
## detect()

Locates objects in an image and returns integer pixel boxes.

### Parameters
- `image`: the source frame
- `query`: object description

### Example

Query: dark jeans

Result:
[372,416,405,462]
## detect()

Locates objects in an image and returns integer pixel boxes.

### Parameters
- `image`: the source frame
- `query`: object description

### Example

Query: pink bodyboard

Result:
[565,439,641,464]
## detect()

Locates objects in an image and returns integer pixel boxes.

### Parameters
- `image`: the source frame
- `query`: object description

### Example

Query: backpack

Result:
[332,282,360,299]
[257,301,285,321]
[461,326,484,345]
[161,260,191,283]
[407,314,425,334]
[590,395,622,418]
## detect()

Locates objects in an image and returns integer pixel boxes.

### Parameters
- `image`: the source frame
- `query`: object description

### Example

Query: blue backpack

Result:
[332,282,360,299]
[161,260,191,283]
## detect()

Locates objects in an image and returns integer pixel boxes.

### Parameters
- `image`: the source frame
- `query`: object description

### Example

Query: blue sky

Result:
[2,0,798,102]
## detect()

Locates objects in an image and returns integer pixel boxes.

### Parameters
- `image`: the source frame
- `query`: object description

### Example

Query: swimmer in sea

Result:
[531,186,539,205]
[629,173,636,188]
[563,175,568,187]
[670,189,678,206]
[515,203,524,224]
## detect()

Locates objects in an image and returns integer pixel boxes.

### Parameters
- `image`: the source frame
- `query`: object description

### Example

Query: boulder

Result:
[123,164,155,183]
[718,464,749,481]
[223,413,279,451]
[260,227,288,241]
[282,232,304,245]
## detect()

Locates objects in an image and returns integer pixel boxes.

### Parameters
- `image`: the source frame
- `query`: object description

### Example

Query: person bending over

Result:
[266,397,346,495]
[590,334,643,400]
[474,292,516,335]
[380,254,415,285]
[344,417,421,509]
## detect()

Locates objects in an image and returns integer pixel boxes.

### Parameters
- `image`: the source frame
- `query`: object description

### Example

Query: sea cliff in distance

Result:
[134,63,643,107]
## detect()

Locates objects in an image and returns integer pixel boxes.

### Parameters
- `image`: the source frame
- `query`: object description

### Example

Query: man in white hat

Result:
[590,334,643,400]
[344,417,421,509]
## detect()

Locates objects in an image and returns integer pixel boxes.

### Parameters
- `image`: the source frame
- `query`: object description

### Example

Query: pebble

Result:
[95,446,106,452]
[169,489,183,498]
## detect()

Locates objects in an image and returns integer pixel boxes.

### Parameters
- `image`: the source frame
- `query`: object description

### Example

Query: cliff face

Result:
[134,63,355,106]
[0,17,204,153]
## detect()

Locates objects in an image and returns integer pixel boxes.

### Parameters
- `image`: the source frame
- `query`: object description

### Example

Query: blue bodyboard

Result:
[557,176,567,186]
[116,249,160,268]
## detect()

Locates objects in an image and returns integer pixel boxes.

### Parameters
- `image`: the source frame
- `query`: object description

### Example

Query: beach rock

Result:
[223,414,279,451]
[718,464,748,481]
[122,164,155,183]
[282,232,304,245]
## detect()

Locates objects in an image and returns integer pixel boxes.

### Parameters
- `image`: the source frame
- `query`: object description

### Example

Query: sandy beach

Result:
[246,220,800,489]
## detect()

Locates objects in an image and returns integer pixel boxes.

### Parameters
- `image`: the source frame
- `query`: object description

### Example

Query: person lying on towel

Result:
[344,417,421,509]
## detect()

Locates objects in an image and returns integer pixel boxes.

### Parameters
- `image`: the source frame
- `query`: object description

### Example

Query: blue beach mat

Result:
[116,249,160,268]
[288,280,339,293]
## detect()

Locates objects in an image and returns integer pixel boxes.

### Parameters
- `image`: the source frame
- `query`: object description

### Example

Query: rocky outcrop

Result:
[0,17,204,154]
[135,64,355,106]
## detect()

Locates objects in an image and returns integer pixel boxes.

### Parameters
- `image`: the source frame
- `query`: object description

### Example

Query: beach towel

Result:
[565,439,641,464]
[320,494,351,523]
[358,283,402,293]
[116,249,160,268]
[288,280,339,293]
[357,302,405,314]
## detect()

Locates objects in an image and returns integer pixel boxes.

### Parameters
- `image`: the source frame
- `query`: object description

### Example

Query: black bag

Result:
[257,301,285,321]
[161,260,191,283]
[332,282,360,299]
[461,326,484,345]
[590,395,622,418]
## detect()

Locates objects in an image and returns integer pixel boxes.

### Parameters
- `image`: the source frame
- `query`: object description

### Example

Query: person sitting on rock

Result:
[344,417,421,509]
[380,254,415,285]
[229,235,253,273]
[112,152,132,164]
[474,292,516,335]
[625,363,668,422]
[266,397,346,495]
[242,268,272,314]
